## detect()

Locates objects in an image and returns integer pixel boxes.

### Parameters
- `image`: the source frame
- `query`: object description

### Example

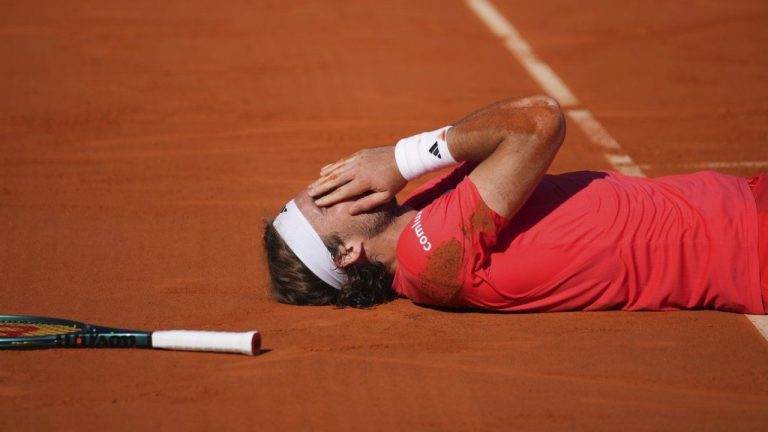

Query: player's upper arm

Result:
[450,96,565,218]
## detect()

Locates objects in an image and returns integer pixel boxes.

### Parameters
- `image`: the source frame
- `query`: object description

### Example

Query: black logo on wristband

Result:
[428,142,442,159]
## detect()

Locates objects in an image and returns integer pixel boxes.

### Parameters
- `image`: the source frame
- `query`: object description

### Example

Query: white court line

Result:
[566,109,645,177]
[746,315,768,340]
[465,0,578,107]
[465,0,645,178]
[464,0,768,342]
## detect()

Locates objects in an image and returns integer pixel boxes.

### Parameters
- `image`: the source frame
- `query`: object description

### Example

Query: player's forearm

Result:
[446,96,564,165]
[392,96,564,183]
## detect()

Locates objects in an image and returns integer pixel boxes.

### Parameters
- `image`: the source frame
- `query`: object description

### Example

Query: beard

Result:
[351,198,399,239]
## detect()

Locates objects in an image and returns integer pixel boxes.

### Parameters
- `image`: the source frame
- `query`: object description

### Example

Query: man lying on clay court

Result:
[263,96,768,314]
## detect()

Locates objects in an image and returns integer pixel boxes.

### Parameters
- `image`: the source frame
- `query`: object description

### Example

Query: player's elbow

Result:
[526,94,561,110]
[533,100,565,151]
[527,95,563,133]
[497,95,563,136]
[503,95,565,151]
[499,94,560,111]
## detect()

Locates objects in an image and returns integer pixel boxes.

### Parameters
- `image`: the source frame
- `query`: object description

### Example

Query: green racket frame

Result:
[0,315,151,350]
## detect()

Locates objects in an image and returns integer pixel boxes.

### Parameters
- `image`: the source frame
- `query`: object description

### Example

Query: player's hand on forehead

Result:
[308,146,407,215]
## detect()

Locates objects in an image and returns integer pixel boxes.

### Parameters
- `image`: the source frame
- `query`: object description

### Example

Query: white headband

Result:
[272,200,347,290]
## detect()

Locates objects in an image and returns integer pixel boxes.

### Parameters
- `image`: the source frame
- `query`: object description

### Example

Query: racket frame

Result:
[1,315,260,355]
[0,314,151,350]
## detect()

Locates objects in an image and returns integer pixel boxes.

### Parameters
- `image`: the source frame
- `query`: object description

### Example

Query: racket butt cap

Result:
[251,332,261,355]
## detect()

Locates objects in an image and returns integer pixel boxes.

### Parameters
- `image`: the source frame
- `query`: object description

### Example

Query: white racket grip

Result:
[151,330,261,356]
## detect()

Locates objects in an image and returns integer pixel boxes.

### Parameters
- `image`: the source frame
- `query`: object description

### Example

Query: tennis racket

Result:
[0,315,260,356]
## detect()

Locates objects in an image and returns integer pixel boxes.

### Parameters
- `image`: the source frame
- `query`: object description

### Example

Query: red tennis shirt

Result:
[392,163,765,314]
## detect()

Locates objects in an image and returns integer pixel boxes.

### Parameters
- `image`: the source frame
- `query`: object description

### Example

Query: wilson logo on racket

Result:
[56,333,137,348]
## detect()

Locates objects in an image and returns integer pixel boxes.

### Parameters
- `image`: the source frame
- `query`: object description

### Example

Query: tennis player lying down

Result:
[263,96,768,314]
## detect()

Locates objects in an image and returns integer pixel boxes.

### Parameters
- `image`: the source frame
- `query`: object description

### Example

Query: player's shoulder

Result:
[402,162,477,209]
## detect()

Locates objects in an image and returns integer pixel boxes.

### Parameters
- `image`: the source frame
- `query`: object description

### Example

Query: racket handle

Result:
[151,330,261,356]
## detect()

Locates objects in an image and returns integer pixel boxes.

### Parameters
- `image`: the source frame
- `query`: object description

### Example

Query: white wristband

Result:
[394,126,456,181]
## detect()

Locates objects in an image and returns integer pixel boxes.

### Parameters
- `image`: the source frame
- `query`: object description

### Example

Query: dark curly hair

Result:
[262,221,396,308]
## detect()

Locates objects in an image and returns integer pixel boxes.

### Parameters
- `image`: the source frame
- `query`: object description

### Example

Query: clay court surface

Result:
[2,0,767,430]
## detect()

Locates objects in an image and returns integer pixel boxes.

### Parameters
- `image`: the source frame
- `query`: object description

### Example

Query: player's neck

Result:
[363,207,417,274]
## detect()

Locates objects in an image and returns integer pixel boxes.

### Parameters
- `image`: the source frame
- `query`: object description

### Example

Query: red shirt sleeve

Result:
[394,176,508,306]
[402,162,477,210]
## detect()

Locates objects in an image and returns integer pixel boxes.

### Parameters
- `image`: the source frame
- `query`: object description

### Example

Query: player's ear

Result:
[336,236,365,268]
